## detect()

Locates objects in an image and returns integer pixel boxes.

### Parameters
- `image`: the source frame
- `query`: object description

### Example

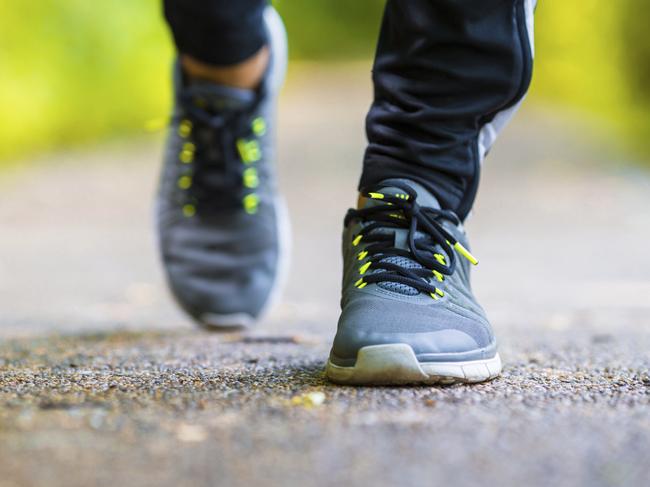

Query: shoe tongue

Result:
[360,179,441,252]
[185,80,257,113]
[361,178,441,210]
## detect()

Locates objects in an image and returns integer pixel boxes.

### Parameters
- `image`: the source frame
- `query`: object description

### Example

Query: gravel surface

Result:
[1,66,650,487]
[1,329,649,487]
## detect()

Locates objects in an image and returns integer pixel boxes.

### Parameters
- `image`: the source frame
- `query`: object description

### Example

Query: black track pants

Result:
[163,0,536,219]
[163,0,268,66]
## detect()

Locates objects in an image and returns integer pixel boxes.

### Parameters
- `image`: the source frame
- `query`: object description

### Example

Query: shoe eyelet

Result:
[177,175,192,190]
[182,204,196,218]
[429,288,445,300]
[243,167,259,189]
[178,119,193,138]
[251,117,267,137]
[237,139,262,164]
[433,270,444,282]
[243,193,259,214]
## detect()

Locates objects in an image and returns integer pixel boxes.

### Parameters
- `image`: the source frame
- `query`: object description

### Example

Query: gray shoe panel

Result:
[159,200,280,319]
[331,291,495,363]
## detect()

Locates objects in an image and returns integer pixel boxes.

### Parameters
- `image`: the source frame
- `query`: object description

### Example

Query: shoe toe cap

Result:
[331,295,495,364]
[167,264,274,327]
[159,210,281,326]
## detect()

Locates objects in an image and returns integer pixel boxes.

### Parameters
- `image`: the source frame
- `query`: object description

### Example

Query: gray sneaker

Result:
[326,179,501,385]
[156,7,289,329]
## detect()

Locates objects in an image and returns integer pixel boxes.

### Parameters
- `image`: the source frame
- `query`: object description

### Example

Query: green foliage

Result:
[0,0,173,160]
[533,0,650,154]
[619,0,650,151]
[0,0,649,161]
[276,0,384,59]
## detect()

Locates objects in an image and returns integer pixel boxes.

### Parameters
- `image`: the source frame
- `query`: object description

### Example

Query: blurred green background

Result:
[1,0,649,162]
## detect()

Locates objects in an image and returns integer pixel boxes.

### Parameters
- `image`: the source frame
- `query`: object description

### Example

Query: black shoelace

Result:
[345,182,478,297]
[174,83,266,213]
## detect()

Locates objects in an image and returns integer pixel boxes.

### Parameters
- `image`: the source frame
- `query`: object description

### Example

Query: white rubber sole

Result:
[200,312,257,329]
[326,344,502,385]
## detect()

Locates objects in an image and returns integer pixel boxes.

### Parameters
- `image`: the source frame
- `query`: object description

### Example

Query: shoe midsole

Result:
[328,341,498,367]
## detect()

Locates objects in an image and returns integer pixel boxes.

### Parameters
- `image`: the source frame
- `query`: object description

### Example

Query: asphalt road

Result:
[1,66,649,487]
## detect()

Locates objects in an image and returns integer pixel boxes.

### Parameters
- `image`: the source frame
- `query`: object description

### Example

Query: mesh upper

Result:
[375,255,423,296]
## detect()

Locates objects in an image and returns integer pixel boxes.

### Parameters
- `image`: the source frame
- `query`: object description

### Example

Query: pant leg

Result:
[163,0,268,66]
[360,0,536,220]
